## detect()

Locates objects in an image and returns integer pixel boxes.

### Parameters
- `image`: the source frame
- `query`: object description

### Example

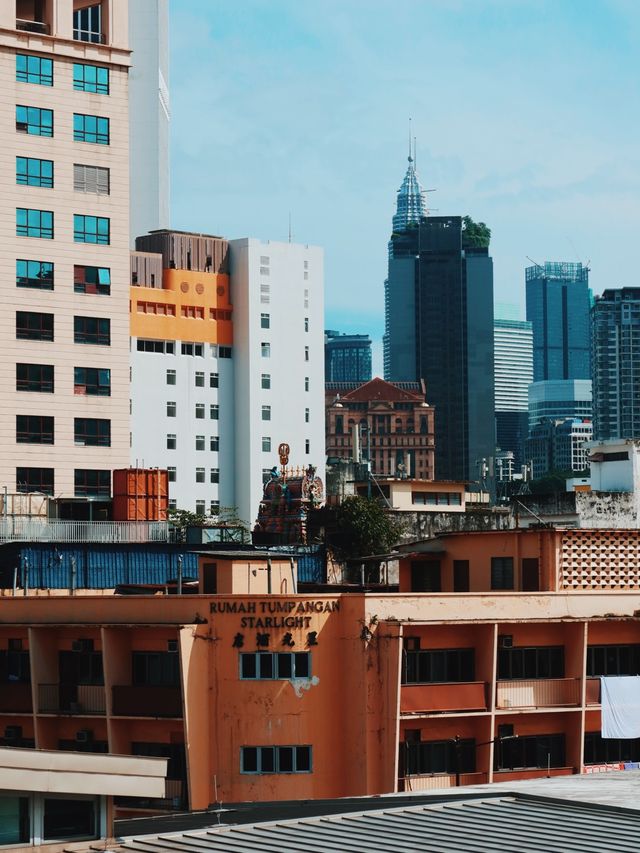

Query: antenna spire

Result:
[408,117,413,163]
[413,136,417,168]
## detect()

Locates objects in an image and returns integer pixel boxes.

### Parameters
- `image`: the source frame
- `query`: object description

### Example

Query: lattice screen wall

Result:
[560,530,640,590]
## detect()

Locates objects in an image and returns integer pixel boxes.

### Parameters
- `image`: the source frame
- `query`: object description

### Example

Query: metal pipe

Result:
[267,558,272,594]
[290,557,296,593]
[23,557,29,596]
[12,564,17,597]
[70,556,77,595]
[177,555,183,596]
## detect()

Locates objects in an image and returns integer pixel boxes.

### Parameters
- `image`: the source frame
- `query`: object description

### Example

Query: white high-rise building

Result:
[230,239,325,527]
[128,0,169,244]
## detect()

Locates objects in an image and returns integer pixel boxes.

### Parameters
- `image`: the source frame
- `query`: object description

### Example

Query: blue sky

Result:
[169,1,640,371]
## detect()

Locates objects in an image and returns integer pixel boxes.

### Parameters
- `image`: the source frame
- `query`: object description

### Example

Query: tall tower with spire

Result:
[383,144,495,488]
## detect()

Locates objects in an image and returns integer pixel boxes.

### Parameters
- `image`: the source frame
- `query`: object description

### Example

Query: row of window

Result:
[16,468,109,497]
[17,158,109,194]
[401,643,640,684]
[17,105,110,144]
[17,364,111,396]
[17,209,110,244]
[167,370,220,388]
[136,340,232,359]
[15,416,110,447]
[261,313,310,332]
[17,54,109,94]
[167,402,219,419]
[17,262,111,295]
[167,435,220,452]
[16,313,110,345]
[403,734,565,775]
[241,745,311,775]
[136,301,232,321]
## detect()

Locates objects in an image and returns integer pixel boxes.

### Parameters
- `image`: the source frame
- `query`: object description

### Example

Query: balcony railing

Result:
[73,29,105,44]
[0,683,32,713]
[586,678,601,705]
[16,19,50,34]
[400,772,488,792]
[0,518,170,543]
[112,685,182,718]
[38,683,106,715]
[401,682,488,714]
[496,677,581,709]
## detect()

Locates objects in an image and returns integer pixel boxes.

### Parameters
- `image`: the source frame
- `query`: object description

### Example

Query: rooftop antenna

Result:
[408,117,413,162]
[526,256,544,269]
[413,136,417,168]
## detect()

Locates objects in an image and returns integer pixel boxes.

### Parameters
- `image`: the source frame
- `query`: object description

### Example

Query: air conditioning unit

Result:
[167,639,178,653]
[72,639,94,653]
[8,638,23,651]
[498,634,513,649]
[76,729,93,744]
[4,726,22,741]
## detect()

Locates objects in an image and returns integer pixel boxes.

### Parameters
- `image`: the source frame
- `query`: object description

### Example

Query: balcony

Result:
[0,683,32,713]
[401,682,488,714]
[400,772,488,792]
[0,518,170,544]
[112,685,182,718]
[38,684,106,715]
[496,678,581,709]
[16,19,50,34]
[586,678,601,705]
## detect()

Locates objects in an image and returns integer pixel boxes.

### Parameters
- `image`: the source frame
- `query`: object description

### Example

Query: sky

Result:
[169,0,640,373]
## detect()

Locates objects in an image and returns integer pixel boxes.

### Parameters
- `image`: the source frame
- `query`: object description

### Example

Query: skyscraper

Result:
[525,262,591,382]
[494,318,533,468]
[0,0,132,500]
[592,288,640,440]
[384,151,495,484]
[325,330,372,383]
[128,0,170,244]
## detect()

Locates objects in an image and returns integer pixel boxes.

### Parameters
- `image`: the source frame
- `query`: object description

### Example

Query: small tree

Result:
[167,506,250,543]
[462,215,491,248]
[333,496,404,559]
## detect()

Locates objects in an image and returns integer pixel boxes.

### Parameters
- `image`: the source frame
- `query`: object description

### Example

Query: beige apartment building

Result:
[0,0,131,501]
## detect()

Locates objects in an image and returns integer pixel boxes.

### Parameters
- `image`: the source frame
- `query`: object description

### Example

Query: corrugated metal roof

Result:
[118,795,640,852]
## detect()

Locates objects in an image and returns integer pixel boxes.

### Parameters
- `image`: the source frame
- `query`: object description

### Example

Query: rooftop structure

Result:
[324,330,372,383]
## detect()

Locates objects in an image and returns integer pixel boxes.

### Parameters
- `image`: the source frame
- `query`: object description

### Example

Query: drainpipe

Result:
[177,555,183,596]
[70,556,77,595]
[267,558,272,595]
[23,557,29,596]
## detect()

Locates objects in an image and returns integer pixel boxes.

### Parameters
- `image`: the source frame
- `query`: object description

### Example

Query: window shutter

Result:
[73,163,85,191]
[96,166,109,195]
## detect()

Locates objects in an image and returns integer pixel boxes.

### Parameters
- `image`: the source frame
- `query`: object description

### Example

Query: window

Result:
[305,408,310,423]
[74,214,110,244]
[402,646,475,685]
[75,418,110,447]
[167,467,176,483]
[304,288,309,308]
[410,560,441,592]
[305,439,310,454]
[453,560,470,592]
[262,405,271,421]
[132,651,179,687]
[262,436,271,452]
[166,369,176,385]
[16,260,53,290]
[219,346,232,359]
[74,367,110,396]
[17,363,54,393]
[404,737,476,777]
[262,468,273,483]
[261,313,270,329]
[196,468,205,483]
[73,3,103,42]
[167,401,177,417]
[43,797,97,841]
[210,501,220,515]
[195,403,205,419]
[491,557,514,590]
[241,745,312,774]
[16,157,53,188]
[584,732,640,766]
[16,105,53,136]
[261,373,271,389]
[261,342,271,358]
[496,734,565,771]
[412,491,462,506]
[260,283,270,304]
[181,342,204,356]
[73,62,109,94]
[74,316,110,345]
[73,113,109,144]
[586,644,640,677]
[74,469,110,497]
[304,346,309,361]
[195,371,205,387]
[210,436,219,452]
[195,435,205,451]
[16,415,54,444]
[304,317,309,332]
[166,434,177,450]
[210,404,219,420]
[210,372,219,388]
[304,377,310,391]
[137,339,175,354]
[498,646,564,680]
[195,500,206,514]
[16,467,54,495]
[16,54,53,86]
[210,468,219,484]
[73,164,109,194]
[16,208,53,239]
[74,265,110,295]
[16,311,53,341]
[240,652,311,680]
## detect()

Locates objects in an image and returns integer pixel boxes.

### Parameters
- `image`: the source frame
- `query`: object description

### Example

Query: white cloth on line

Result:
[601,676,640,739]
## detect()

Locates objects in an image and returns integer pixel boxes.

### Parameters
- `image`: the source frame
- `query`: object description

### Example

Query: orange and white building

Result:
[0,528,639,812]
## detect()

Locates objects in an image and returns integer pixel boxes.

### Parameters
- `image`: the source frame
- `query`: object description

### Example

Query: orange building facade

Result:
[1,529,640,811]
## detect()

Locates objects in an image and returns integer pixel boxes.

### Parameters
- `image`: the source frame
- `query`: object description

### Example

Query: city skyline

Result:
[168,0,640,370]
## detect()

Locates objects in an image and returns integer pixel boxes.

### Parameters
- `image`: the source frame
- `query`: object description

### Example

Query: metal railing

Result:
[0,518,170,543]
[38,683,106,715]
[16,19,50,34]
[401,772,487,791]
[73,29,105,43]
[496,677,581,709]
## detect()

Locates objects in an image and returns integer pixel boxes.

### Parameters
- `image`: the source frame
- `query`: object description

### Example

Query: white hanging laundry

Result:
[601,676,640,739]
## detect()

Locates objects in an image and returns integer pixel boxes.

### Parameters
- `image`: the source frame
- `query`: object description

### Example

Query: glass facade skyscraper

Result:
[324,331,372,383]
[525,262,591,382]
